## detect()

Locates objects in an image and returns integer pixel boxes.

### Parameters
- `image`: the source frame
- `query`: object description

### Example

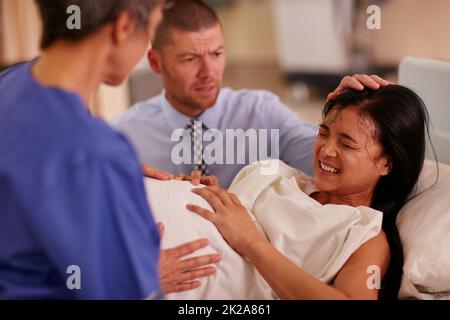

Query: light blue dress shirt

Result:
[113,88,317,188]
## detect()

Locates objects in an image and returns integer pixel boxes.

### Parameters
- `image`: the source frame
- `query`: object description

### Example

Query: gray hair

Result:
[35,0,165,49]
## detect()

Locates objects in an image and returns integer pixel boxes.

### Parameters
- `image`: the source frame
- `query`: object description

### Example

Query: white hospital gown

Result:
[145,160,382,299]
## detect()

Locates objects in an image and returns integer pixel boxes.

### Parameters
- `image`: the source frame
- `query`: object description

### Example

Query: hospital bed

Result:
[144,57,450,300]
[145,160,450,300]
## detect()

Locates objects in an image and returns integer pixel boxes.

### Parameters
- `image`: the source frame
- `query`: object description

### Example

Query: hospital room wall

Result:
[368,0,450,65]
[217,0,277,66]
[1,0,450,120]
[217,0,450,67]
[0,0,129,120]
[0,0,40,65]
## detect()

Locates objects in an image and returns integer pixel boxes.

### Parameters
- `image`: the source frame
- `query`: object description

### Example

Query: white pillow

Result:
[397,160,450,300]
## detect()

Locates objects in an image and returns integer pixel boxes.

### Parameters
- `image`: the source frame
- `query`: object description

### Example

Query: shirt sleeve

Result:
[263,94,318,176]
[27,145,162,299]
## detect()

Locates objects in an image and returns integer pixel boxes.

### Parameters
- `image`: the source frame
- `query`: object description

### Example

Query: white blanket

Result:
[145,160,382,299]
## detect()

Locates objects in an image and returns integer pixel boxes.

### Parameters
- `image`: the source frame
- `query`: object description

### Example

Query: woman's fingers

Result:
[178,254,221,273]
[159,236,221,294]
[170,238,210,259]
[168,281,201,293]
[204,187,234,207]
[191,188,226,211]
[192,187,234,207]
[188,190,267,255]
[176,266,217,283]
[186,204,217,223]
[166,265,219,292]
[228,192,241,206]
[199,175,219,187]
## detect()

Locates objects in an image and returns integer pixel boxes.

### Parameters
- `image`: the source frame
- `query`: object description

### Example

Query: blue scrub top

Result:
[0,60,162,299]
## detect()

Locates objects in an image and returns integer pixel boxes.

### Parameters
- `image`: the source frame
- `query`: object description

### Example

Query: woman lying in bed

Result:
[146,85,432,300]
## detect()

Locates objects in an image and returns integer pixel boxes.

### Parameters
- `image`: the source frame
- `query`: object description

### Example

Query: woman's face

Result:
[313,107,390,199]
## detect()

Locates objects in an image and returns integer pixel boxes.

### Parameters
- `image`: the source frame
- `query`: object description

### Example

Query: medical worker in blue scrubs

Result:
[0,0,220,299]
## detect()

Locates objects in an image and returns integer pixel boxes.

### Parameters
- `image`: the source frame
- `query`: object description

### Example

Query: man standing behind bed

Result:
[113,0,391,188]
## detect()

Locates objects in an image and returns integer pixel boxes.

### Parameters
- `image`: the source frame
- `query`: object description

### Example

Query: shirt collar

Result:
[161,89,223,130]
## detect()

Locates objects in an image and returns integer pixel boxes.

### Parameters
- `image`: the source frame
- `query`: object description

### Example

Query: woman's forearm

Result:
[244,241,350,300]
[188,185,385,300]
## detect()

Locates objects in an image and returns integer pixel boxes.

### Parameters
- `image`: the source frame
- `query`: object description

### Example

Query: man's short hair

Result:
[152,0,221,50]
[35,0,164,49]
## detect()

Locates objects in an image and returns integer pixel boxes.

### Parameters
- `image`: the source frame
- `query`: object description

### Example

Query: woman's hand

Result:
[157,223,221,294]
[174,170,220,187]
[327,74,394,101]
[186,187,268,256]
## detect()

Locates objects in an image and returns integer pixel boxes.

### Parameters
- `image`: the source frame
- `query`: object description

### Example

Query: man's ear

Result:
[148,49,162,74]
[111,11,136,46]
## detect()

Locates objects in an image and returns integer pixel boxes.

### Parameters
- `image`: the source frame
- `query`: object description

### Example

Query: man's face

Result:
[151,24,226,116]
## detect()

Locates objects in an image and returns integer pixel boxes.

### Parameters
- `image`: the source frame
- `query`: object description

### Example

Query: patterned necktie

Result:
[186,119,209,176]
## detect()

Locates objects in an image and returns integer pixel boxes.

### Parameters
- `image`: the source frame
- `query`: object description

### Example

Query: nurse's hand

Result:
[187,187,268,256]
[157,223,221,294]
[174,170,220,187]
[142,164,173,180]
[327,74,394,102]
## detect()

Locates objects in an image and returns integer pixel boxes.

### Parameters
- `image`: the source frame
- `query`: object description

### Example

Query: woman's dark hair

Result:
[323,85,436,299]
[35,0,165,49]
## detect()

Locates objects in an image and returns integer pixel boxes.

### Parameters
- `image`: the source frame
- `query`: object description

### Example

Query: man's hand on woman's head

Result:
[327,74,394,102]
[187,187,268,256]
[157,223,221,294]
